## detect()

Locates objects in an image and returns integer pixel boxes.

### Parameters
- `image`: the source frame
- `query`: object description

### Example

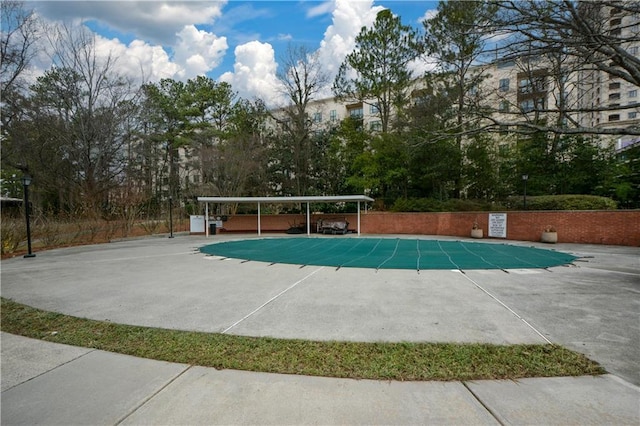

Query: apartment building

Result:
[596,4,640,150]
[481,3,639,151]
[272,96,384,135]
[280,47,638,152]
[271,3,639,152]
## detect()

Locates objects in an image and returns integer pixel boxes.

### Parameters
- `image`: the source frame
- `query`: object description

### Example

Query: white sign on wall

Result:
[488,213,507,238]
[190,215,205,233]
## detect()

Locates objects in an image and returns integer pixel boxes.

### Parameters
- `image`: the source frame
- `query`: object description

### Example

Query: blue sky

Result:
[30,1,439,105]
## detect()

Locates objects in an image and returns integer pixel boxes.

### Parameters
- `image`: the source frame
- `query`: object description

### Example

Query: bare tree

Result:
[1,0,41,128]
[495,1,640,86]
[4,23,140,215]
[273,44,330,196]
[484,0,640,136]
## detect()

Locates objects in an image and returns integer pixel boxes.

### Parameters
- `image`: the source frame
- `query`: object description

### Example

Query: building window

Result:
[518,78,539,94]
[629,90,638,98]
[520,98,545,113]
[609,82,620,90]
[192,175,200,184]
[610,28,621,36]
[348,107,363,118]
[330,110,337,121]
[610,18,622,26]
[369,121,382,131]
[499,78,510,92]
[518,79,531,93]
[498,100,510,112]
[608,114,620,121]
[520,99,535,112]
[369,103,379,114]
[629,112,638,119]
[630,47,639,55]
[518,74,545,94]
[313,112,322,123]
[609,93,621,101]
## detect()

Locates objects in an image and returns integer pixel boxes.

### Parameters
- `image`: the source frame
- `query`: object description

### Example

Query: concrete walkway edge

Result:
[2,333,639,425]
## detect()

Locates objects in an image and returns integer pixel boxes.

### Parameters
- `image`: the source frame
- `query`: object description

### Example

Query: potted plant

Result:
[541,225,557,243]
[471,220,483,239]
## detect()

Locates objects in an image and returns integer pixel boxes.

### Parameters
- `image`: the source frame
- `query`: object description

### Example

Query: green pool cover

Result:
[200,238,578,270]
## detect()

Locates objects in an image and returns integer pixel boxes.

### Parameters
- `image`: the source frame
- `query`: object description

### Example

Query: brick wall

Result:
[217,210,640,246]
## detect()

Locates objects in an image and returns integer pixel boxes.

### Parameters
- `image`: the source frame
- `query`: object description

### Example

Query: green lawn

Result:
[1,297,604,381]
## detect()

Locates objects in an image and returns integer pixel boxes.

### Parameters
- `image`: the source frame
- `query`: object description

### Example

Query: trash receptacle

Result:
[209,223,216,235]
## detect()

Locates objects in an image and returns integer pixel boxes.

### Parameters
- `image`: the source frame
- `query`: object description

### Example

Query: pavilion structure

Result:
[196,195,374,236]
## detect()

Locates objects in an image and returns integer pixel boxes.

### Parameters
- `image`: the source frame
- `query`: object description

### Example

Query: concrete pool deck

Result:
[1,234,639,424]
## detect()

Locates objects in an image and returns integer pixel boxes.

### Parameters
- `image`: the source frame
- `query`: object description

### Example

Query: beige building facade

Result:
[273,3,639,151]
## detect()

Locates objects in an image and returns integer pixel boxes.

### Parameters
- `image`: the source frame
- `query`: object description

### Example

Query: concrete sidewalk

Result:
[2,235,639,425]
[2,333,639,425]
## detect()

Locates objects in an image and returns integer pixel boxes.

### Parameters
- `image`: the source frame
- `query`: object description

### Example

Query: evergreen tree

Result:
[333,9,423,133]
[422,0,498,197]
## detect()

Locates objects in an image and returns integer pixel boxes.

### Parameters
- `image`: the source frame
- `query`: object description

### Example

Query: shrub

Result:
[85,220,104,242]
[33,216,66,248]
[391,198,443,212]
[390,195,615,212]
[390,198,507,212]
[140,220,161,235]
[510,194,617,210]
[0,218,26,254]
[442,199,487,212]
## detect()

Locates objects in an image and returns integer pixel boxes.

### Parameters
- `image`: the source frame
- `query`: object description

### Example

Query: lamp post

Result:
[522,174,528,210]
[168,195,174,238]
[21,174,35,258]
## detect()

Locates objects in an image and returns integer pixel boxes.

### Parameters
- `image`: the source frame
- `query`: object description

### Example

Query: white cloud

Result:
[220,0,386,105]
[407,56,435,77]
[39,25,220,84]
[94,36,182,82]
[26,22,183,85]
[220,0,384,105]
[30,1,231,84]
[220,41,283,107]
[277,33,293,41]
[306,1,334,18]
[35,1,227,46]
[418,9,438,25]
[174,25,228,78]
[317,0,385,78]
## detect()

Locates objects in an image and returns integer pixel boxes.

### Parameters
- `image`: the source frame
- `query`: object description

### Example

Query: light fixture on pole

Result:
[21,174,35,258]
[168,195,174,238]
[522,174,529,210]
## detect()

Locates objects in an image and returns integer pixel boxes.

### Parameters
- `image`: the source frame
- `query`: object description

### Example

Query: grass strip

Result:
[1,297,605,381]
